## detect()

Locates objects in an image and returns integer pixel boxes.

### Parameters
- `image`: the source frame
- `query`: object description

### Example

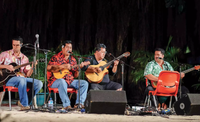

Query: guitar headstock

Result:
[123,52,130,58]
[194,65,200,70]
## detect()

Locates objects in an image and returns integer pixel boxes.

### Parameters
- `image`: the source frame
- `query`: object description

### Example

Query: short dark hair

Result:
[62,40,72,47]
[155,48,165,55]
[12,36,23,43]
[95,43,106,51]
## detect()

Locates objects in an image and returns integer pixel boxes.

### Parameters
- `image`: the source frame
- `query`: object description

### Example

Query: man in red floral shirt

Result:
[47,40,89,110]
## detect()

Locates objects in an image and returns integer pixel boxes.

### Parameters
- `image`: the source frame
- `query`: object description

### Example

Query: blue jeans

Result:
[6,76,43,107]
[51,79,88,107]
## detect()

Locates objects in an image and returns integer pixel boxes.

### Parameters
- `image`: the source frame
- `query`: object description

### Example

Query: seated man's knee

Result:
[18,77,27,86]
[81,80,88,87]
[58,79,66,85]
[90,84,100,90]
[38,80,43,89]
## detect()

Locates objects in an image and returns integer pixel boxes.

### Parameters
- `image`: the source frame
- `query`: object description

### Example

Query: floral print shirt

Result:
[144,60,174,85]
[0,49,31,77]
[47,51,78,87]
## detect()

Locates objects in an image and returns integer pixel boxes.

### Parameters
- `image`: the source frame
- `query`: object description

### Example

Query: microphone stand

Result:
[30,40,37,110]
[78,57,81,109]
[71,55,90,109]
[108,53,135,90]
[179,66,182,99]
[121,63,124,90]
[42,50,48,108]
[24,45,51,109]
[36,34,39,79]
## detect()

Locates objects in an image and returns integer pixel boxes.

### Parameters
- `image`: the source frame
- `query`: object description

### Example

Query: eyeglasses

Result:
[99,51,107,54]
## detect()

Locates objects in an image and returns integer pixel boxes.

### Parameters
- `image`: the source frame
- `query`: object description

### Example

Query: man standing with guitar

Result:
[0,36,43,110]
[82,43,122,91]
[47,40,89,110]
[144,48,188,109]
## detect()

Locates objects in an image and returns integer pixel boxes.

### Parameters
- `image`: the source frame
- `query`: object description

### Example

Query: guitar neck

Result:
[14,62,33,70]
[182,67,196,74]
[103,54,124,68]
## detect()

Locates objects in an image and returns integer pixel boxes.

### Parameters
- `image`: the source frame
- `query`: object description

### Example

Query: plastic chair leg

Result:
[46,93,50,104]
[144,96,147,107]
[175,96,178,101]
[54,93,56,109]
[0,91,5,107]
[169,96,172,109]
[8,91,12,111]
[153,95,157,108]
[147,95,151,107]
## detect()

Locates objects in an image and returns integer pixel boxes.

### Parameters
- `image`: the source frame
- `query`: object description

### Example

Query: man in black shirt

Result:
[82,44,122,91]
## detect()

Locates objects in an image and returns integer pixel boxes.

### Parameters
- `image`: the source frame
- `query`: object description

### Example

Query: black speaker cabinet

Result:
[84,90,127,115]
[174,93,200,115]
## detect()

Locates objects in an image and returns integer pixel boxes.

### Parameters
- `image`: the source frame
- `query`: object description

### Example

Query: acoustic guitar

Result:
[53,61,90,79]
[85,52,130,83]
[151,65,200,88]
[0,62,33,86]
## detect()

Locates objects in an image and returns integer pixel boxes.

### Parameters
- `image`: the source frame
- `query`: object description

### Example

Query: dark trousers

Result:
[90,81,122,90]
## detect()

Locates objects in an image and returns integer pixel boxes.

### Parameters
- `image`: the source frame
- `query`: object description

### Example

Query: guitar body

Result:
[53,61,91,79]
[53,69,70,79]
[85,61,109,83]
[0,62,19,85]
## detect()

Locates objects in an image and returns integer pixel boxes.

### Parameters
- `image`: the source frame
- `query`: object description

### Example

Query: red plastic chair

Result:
[0,85,29,110]
[147,71,180,109]
[46,71,78,108]
[46,87,77,108]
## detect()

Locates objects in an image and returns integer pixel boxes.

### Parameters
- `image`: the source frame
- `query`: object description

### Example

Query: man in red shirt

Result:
[47,40,89,110]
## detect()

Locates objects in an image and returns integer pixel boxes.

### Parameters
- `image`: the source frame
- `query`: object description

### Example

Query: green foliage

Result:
[131,50,154,84]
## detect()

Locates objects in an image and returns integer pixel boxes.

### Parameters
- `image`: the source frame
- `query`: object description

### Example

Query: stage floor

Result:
[1,105,200,122]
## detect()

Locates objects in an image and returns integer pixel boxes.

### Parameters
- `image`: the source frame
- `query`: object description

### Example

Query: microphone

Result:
[22,43,31,47]
[157,57,169,70]
[35,34,39,48]
[67,51,73,54]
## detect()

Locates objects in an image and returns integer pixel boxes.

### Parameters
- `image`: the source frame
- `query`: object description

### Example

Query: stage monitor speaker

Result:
[174,93,200,115]
[84,90,127,115]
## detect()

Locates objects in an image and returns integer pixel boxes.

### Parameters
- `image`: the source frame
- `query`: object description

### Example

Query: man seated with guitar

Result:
[47,40,89,110]
[144,48,188,109]
[81,43,122,91]
[0,36,43,110]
